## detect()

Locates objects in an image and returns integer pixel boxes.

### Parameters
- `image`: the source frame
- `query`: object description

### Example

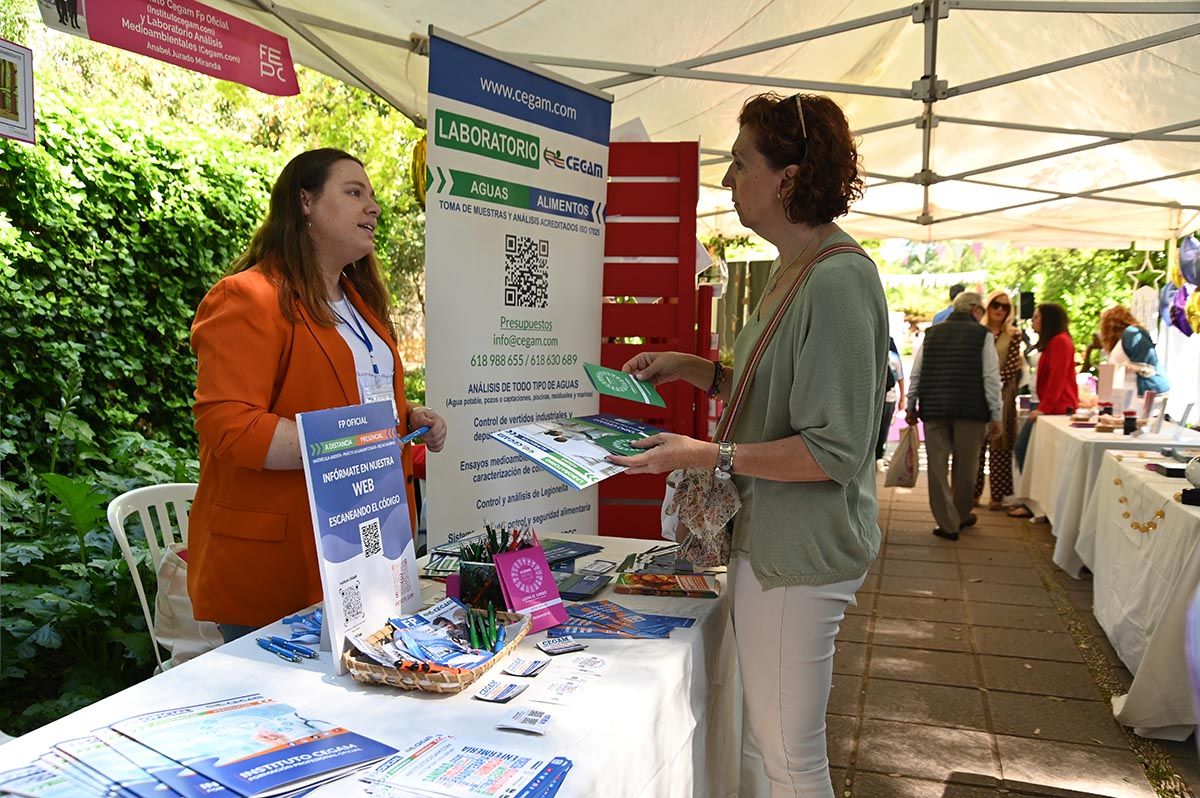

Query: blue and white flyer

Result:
[424,28,613,548]
[296,400,421,675]
[110,693,396,798]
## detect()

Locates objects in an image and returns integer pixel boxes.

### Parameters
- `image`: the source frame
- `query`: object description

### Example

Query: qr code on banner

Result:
[504,234,549,308]
[359,517,382,558]
[339,577,364,627]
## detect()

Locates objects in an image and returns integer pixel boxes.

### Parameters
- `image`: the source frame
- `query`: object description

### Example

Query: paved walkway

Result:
[825,466,1200,797]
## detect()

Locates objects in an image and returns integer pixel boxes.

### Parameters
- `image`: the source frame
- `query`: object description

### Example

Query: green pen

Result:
[487,602,497,649]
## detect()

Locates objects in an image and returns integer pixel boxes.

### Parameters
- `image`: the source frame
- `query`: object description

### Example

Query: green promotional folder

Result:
[583,363,667,407]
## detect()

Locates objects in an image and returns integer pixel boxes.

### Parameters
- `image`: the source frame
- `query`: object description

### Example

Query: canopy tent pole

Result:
[950,0,1200,13]
[936,116,1200,143]
[954,176,1200,213]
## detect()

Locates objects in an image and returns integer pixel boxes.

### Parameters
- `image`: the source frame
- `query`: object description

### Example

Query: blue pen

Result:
[491,624,507,653]
[398,425,430,445]
[256,638,300,663]
[268,636,319,659]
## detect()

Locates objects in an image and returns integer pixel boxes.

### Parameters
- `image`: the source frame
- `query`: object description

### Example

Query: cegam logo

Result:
[543,147,604,178]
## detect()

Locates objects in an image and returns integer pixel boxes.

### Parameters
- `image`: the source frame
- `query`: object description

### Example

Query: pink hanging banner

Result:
[39,0,299,96]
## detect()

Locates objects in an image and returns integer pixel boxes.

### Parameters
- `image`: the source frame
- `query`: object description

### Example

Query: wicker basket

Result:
[342,610,531,693]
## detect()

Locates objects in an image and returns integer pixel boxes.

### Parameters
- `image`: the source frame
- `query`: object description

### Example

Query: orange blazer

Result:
[188,267,416,627]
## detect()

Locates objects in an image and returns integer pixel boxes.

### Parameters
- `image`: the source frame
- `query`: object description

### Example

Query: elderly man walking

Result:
[906,292,1003,540]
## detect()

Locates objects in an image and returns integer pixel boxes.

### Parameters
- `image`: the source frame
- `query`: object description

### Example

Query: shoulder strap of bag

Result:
[714,242,871,442]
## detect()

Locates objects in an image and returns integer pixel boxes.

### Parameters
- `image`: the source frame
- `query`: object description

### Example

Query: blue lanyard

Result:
[334,298,379,375]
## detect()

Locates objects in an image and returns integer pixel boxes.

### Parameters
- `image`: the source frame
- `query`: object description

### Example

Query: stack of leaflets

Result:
[615,573,722,598]
[424,536,603,578]
[347,598,524,673]
[614,544,697,575]
[543,600,694,639]
[552,571,612,601]
[360,734,572,797]
[0,693,396,797]
[489,414,662,489]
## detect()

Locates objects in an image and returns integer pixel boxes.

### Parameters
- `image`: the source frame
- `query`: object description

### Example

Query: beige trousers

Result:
[922,418,988,533]
[731,557,865,797]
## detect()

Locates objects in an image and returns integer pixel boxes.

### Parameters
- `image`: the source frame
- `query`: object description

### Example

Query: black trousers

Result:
[876,401,895,460]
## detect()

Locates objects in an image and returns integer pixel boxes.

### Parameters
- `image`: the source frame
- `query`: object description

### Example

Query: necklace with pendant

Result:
[765,224,831,295]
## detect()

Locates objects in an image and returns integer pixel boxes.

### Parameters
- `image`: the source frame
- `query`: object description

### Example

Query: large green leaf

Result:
[39,473,108,537]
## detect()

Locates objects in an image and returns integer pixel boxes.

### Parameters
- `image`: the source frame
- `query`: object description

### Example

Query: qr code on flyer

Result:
[504,234,549,308]
[339,577,364,627]
[359,517,382,558]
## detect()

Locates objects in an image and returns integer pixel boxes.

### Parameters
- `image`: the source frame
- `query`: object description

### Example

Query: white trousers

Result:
[731,557,865,798]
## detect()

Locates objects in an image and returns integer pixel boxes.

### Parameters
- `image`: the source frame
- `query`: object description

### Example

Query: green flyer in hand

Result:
[583,363,666,407]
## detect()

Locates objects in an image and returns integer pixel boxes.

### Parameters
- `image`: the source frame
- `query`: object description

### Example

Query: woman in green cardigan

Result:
[609,93,888,797]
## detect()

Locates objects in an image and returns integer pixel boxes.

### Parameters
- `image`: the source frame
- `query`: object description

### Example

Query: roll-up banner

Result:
[424,28,612,550]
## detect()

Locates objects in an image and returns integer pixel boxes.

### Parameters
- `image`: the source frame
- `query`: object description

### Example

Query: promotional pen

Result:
[398,425,430,445]
[256,638,300,663]
[268,636,319,659]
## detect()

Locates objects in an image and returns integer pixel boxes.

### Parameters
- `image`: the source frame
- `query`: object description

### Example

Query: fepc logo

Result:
[543,147,604,178]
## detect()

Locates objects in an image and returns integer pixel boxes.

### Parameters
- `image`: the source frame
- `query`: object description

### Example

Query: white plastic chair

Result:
[107,482,198,672]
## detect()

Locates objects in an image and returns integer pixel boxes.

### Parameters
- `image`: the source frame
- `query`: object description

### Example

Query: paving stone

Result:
[995,734,1155,797]
[873,617,970,652]
[955,535,1028,551]
[979,656,1104,700]
[870,645,981,688]
[834,641,868,676]
[850,772,1004,797]
[826,713,856,769]
[967,601,1068,632]
[987,692,1127,748]
[887,530,956,547]
[883,559,960,580]
[1065,588,1094,611]
[856,718,999,782]
[878,575,965,600]
[890,509,939,522]
[838,612,870,643]
[955,548,1034,567]
[963,581,1054,607]
[885,543,958,562]
[828,673,863,716]
[863,677,987,730]
[959,563,1045,587]
[971,627,1083,663]
[858,573,879,594]
[877,594,967,624]
[965,524,1025,539]
[846,591,873,616]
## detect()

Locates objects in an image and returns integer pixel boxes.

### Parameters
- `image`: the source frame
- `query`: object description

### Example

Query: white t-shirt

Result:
[329,297,395,403]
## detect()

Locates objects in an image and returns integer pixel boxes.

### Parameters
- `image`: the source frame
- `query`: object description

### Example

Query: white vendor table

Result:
[1013,414,1186,578]
[1076,451,1200,740]
[0,535,741,798]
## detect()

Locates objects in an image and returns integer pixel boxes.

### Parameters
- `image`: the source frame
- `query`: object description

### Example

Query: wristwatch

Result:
[715,441,736,480]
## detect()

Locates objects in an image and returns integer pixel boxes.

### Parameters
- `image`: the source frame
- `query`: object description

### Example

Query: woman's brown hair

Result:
[1035,302,1070,351]
[230,148,395,339]
[1098,305,1141,352]
[737,92,864,226]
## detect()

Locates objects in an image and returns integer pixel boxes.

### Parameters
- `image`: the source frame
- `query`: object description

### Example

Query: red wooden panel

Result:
[606,181,681,217]
[603,473,669,501]
[597,503,665,539]
[608,141,692,178]
[600,342,673,368]
[605,223,679,258]
[601,303,676,339]
[598,394,670,424]
[602,262,677,298]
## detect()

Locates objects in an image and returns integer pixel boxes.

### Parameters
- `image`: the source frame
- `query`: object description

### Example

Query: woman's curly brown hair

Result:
[1099,305,1142,352]
[737,92,863,226]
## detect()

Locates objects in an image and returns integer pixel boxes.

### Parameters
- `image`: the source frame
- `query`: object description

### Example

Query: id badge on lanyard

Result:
[361,373,398,424]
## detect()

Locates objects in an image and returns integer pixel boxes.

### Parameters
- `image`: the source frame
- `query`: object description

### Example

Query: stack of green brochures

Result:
[583,362,666,407]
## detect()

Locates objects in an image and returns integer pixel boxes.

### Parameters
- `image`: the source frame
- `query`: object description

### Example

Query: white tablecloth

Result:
[0,535,741,798]
[1076,451,1200,740]
[1014,415,1186,577]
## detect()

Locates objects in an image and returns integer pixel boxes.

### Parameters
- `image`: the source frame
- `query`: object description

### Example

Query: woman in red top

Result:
[1008,302,1077,518]
[1030,302,1078,415]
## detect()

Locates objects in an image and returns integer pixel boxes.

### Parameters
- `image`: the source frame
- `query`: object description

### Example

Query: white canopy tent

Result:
[209,0,1200,247]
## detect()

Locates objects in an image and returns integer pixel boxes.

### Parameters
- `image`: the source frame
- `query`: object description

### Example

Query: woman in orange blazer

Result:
[189,148,447,641]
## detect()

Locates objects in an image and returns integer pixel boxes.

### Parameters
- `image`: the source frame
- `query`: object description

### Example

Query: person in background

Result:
[876,336,904,468]
[974,291,1022,511]
[1099,305,1169,396]
[931,283,966,324]
[1008,302,1077,518]
[610,92,886,798]
[906,292,1003,540]
[189,149,447,642]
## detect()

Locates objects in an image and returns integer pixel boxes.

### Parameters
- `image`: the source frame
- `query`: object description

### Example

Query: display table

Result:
[0,535,740,798]
[1075,451,1200,740]
[1013,414,1188,577]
